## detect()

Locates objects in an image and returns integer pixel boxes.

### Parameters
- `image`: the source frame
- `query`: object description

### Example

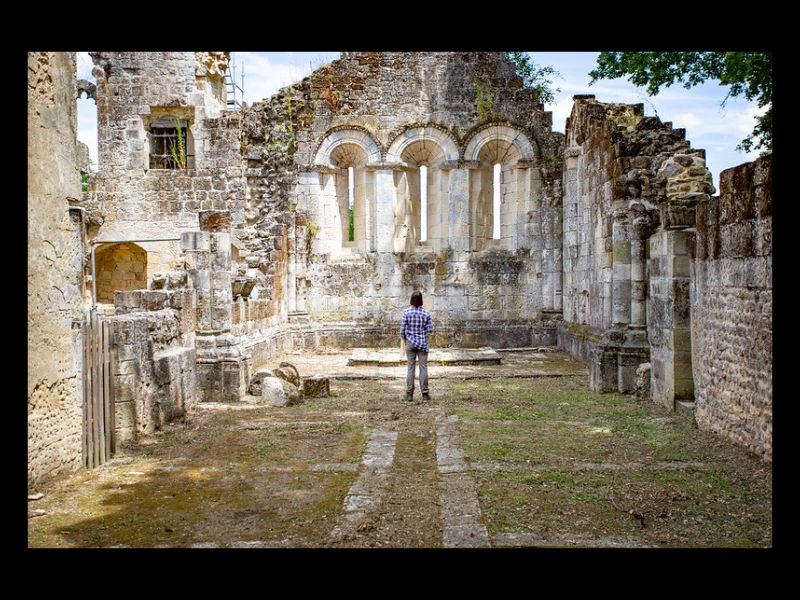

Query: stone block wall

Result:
[84,52,244,287]
[239,53,565,336]
[648,229,694,406]
[559,96,712,394]
[690,156,772,460]
[108,287,197,444]
[28,52,86,489]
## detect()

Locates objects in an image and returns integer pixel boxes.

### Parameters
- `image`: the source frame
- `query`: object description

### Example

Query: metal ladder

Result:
[225,56,245,110]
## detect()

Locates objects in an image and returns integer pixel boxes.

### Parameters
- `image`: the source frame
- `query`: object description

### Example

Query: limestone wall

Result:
[85,52,244,286]
[559,95,712,395]
[240,53,565,337]
[109,288,197,443]
[690,156,772,460]
[28,52,86,488]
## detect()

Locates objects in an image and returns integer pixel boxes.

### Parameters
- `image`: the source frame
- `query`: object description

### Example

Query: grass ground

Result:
[28,353,772,548]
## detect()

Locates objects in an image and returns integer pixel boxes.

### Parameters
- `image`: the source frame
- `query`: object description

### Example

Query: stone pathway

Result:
[435,411,490,548]
[331,427,399,541]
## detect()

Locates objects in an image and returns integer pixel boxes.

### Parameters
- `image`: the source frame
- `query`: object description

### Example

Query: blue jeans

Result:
[406,344,429,395]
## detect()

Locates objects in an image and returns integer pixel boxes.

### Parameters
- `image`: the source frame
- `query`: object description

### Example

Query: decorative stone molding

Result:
[195,52,230,78]
[464,123,536,162]
[313,127,382,167]
[384,125,460,166]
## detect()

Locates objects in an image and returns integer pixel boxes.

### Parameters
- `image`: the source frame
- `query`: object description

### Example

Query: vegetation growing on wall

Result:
[473,73,494,121]
[505,52,561,105]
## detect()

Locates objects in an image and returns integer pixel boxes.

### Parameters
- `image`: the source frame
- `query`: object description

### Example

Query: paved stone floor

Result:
[27,350,772,548]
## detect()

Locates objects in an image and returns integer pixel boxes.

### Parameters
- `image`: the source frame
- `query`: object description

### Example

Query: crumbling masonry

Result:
[28,51,772,488]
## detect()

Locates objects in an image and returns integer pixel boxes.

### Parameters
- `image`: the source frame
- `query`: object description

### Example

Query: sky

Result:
[76,51,766,190]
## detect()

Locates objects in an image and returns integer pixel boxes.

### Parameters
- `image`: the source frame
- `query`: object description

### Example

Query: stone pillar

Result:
[611,208,631,327]
[295,213,309,314]
[615,205,653,394]
[648,195,701,408]
[288,212,309,321]
[183,210,250,402]
[360,168,374,253]
[448,167,470,254]
[629,211,649,329]
[286,215,297,314]
[375,169,395,254]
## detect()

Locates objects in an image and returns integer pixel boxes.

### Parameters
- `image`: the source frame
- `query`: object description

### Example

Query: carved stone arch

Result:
[385,124,460,166]
[463,123,536,164]
[313,127,382,167]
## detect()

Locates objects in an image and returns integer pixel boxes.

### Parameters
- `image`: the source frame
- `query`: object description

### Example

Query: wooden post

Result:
[82,318,88,468]
[92,311,101,468]
[103,320,112,463]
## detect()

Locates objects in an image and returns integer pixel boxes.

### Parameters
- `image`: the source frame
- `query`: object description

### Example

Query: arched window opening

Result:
[348,166,355,242]
[95,243,148,303]
[493,163,501,240]
[329,143,369,251]
[420,165,428,243]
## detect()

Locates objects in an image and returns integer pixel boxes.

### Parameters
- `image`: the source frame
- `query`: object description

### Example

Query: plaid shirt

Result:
[400,306,434,352]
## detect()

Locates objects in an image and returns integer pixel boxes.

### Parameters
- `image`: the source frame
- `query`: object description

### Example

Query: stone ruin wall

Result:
[108,287,197,444]
[28,52,86,487]
[84,52,247,292]
[690,156,772,460]
[559,95,713,399]
[239,52,565,350]
[62,51,772,462]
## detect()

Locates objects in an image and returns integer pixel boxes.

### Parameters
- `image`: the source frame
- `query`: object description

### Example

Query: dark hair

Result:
[410,291,423,307]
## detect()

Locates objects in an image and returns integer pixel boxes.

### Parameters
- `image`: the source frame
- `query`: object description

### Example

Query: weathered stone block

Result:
[261,377,302,407]
[276,362,300,387]
[302,376,330,398]
[248,368,276,396]
[181,231,211,252]
[635,362,651,400]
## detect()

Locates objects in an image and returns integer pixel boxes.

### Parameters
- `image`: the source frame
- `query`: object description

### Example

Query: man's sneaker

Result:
[405,393,414,402]
[422,393,430,401]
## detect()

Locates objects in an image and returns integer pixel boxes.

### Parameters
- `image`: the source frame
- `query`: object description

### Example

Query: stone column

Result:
[286,214,297,314]
[648,195,703,408]
[183,210,250,402]
[448,165,470,254]
[615,205,653,393]
[611,208,631,327]
[294,213,309,315]
[360,167,374,253]
[374,169,396,255]
[630,207,650,329]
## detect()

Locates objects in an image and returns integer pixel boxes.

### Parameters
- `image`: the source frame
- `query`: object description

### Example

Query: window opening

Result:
[492,163,501,240]
[149,120,192,169]
[420,165,428,242]
[348,166,355,242]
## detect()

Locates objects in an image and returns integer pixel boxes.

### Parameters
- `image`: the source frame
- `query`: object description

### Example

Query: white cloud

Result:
[234,52,339,105]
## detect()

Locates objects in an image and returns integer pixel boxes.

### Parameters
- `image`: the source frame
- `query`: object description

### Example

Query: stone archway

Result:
[95,242,147,303]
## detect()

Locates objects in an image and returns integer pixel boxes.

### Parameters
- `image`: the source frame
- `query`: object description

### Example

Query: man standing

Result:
[400,291,434,402]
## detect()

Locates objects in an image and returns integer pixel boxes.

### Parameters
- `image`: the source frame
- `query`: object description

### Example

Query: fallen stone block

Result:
[261,376,302,407]
[302,376,330,398]
[635,362,651,401]
[276,362,300,387]
[249,368,276,396]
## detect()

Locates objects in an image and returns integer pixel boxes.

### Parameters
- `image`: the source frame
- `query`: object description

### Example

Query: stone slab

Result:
[347,347,502,366]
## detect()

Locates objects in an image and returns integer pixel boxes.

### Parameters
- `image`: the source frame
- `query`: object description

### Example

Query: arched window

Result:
[493,163,501,240]
[419,165,428,243]
[329,143,368,250]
